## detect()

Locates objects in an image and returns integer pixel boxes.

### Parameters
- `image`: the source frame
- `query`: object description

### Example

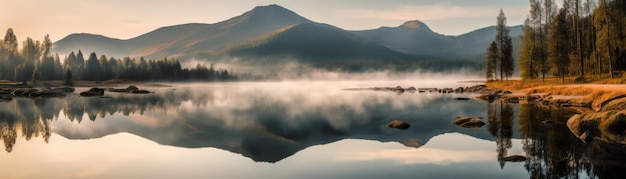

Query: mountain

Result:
[52,33,129,58]
[353,22,523,58]
[223,23,420,65]
[53,4,522,72]
[53,4,314,59]
[352,20,455,56]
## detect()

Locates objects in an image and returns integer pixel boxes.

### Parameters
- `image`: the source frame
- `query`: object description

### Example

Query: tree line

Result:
[0,28,237,84]
[517,0,626,82]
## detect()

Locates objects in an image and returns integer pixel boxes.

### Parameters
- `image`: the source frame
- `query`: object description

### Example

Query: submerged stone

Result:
[80,88,105,97]
[387,120,411,130]
[499,155,528,162]
[453,117,485,128]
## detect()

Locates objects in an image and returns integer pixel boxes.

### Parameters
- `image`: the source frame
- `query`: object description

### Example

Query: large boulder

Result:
[567,110,626,144]
[80,88,105,97]
[387,120,411,130]
[453,117,486,128]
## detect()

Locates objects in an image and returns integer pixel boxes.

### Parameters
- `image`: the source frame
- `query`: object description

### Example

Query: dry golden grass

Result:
[488,77,626,110]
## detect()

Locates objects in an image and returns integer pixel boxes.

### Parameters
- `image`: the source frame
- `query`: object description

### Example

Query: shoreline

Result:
[486,79,626,144]
[485,80,626,112]
[0,79,171,88]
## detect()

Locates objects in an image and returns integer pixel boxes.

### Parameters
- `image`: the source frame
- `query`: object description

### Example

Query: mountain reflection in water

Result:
[1,82,626,178]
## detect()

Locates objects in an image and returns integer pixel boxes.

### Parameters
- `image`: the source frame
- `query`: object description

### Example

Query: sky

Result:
[1,0,532,42]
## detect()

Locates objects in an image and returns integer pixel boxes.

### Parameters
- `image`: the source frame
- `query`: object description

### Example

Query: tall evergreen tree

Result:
[85,52,101,81]
[3,28,18,53]
[496,9,514,80]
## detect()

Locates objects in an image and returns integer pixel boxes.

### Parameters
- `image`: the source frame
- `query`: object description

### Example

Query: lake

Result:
[1,81,625,178]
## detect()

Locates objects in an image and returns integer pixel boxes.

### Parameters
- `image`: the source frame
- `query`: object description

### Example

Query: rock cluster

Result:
[79,85,153,97]
[0,87,74,101]
[368,85,488,95]
[372,86,414,94]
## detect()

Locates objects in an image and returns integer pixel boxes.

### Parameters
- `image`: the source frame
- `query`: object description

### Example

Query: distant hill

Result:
[221,23,430,70]
[52,4,522,72]
[353,22,523,58]
[53,33,129,58]
[352,20,456,57]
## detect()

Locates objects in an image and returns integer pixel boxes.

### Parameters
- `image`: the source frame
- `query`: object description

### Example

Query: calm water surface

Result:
[0,81,625,178]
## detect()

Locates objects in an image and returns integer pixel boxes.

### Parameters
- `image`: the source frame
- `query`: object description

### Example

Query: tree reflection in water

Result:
[0,88,194,153]
[487,102,514,168]
[517,104,626,178]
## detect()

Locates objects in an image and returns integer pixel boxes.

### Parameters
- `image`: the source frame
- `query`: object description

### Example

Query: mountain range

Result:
[52,4,522,72]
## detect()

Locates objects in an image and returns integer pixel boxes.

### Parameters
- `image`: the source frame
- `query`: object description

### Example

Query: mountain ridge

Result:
[52,4,522,72]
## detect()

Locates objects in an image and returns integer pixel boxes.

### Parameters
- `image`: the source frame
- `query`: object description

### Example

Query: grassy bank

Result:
[486,77,626,111]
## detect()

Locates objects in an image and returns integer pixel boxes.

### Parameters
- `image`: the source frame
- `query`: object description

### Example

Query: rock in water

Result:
[387,120,411,130]
[126,85,139,91]
[453,117,485,128]
[499,155,528,162]
[80,88,105,97]
[108,88,130,93]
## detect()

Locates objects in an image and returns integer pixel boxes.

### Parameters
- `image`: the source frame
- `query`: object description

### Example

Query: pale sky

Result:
[0,0,531,42]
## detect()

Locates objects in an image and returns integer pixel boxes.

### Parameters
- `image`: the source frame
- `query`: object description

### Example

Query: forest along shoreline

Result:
[483,79,626,146]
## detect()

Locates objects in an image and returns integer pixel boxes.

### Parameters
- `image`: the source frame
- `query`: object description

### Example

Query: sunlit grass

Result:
[487,76,626,107]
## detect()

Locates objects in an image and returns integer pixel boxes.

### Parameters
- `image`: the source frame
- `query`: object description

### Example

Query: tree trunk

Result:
[576,0,585,80]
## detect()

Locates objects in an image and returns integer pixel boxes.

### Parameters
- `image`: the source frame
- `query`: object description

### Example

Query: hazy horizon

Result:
[1,0,530,42]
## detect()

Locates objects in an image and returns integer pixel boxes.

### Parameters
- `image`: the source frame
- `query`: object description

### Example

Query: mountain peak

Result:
[240,4,311,25]
[249,4,297,16]
[253,4,283,10]
[399,20,425,29]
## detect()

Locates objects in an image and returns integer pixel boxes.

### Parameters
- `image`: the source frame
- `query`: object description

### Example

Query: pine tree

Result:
[495,9,514,80]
